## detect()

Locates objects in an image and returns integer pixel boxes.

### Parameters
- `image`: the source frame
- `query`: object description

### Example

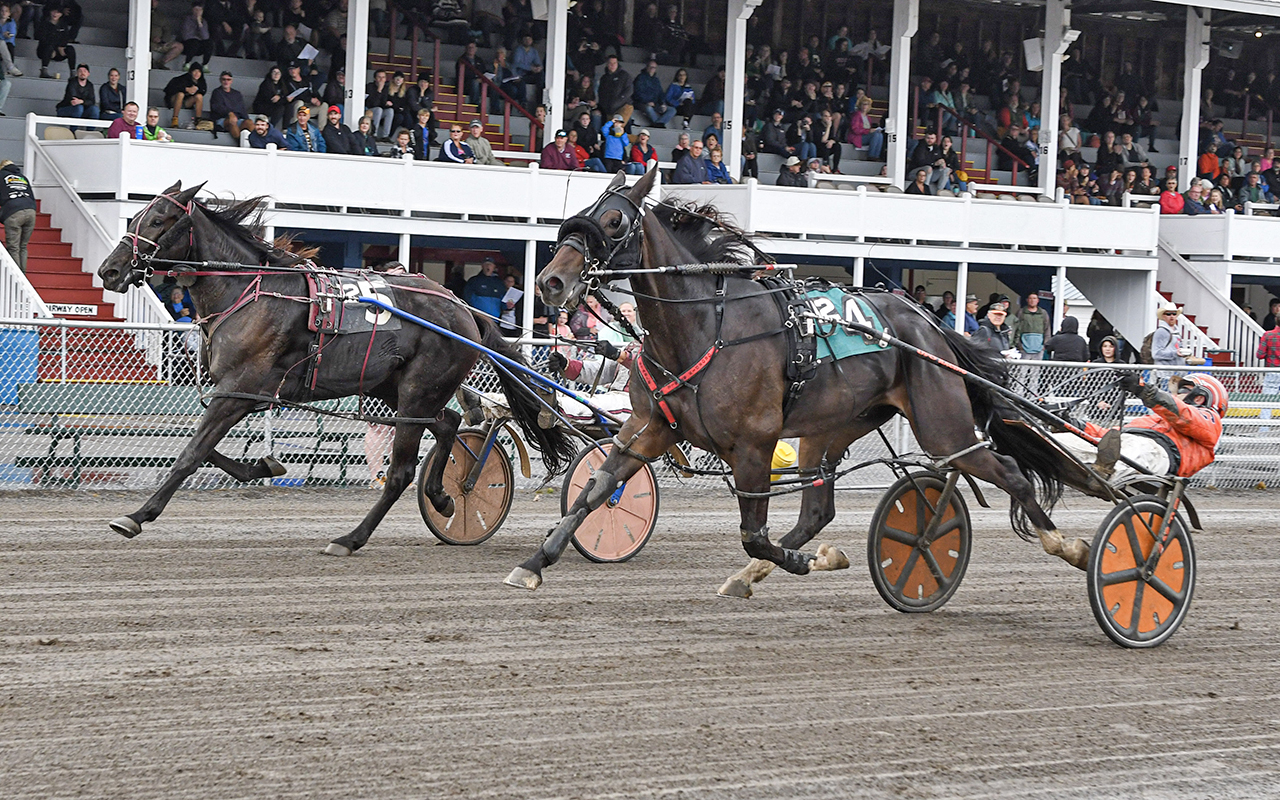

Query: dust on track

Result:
[1,486,1277,799]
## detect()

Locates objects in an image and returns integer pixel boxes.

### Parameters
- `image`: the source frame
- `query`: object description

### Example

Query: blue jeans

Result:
[866,130,885,160]
[625,162,646,175]
[57,104,99,120]
[584,157,606,173]
[637,103,676,127]
[796,141,816,162]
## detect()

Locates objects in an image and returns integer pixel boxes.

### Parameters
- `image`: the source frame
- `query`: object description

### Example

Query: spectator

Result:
[105,102,143,140]
[1262,298,1280,333]
[1119,132,1148,167]
[1182,181,1209,215]
[274,23,305,68]
[0,159,35,272]
[457,41,486,106]
[36,6,75,79]
[814,109,841,172]
[787,114,818,163]
[905,167,932,195]
[243,6,272,61]
[150,0,184,70]
[669,131,690,164]
[741,125,759,180]
[55,64,97,121]
[409,107,435,160]
[600,113,629,173]
[570,109,601,160]
[1196,141,1221,181]
[1205,187,1227,214]
[387,128,412,158]
[1220,145,1249,189]
[436,123,475,163]
[633,60,674,128]
[671,138,709,184]
[702,65,725,116]
[1158,176,1184,214]
[283,61,322,128]
[702,111,723,146]
[365,70,393,140]
[665,67,696,128]
[247,114,287,148]
[406,74,435,120]
[942,293,980,335]
[1057,113,1082,162]
[1257,316,1280,429]
[1152,302,1185,373]
[972,302,1013,353]
[1012,292,1050,360]
[209,71,246,138]
[706,147,732,184]
[253,66,288,130]
[463,257,505,319]
[206,0,247,58]
[466,120,500,166]
[847,97,884,160]
[141,107,173,141]
[596,55,634,126]
[166,286,192,320]
[284,106,325,152]
[634,2,662,56]
[489,48,521,114]
[164,62,207,129]
[512,34,543,107]
[1239,171,1275,206]
[776,155,806,187]
[570,294,610,341]
[908,131,950,194]
[540,129,579,170]
[179,2,213,67]
[1044,315,1088,362]
[657,4,692,66]
[350,115,380,156]
[628,129,659,175]
[761,108,789,156]
[321,105,356,154]
[98,68,125,121]
[321,68,346,111]
[567,129,603,172]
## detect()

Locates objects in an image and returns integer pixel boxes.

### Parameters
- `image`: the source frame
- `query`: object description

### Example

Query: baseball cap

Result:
[328,105,341,113]
[965,294,978,302]
[296,106,310,115]
[470,120,484,128]
[220,70,233,78]
[1062,159,1075,168]
[481,256,497,264]
[784,156,802,166]
[639,129,651,136]
[554,129,567,137]
[253,114,269,123]
[611,113,623,122]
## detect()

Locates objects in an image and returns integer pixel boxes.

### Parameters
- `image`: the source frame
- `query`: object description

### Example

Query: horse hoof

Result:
[716,578,753,599]
[323,543,353,557]
[432,494,455,518]
[109,517,142,539]
[503,567,542,591]
[261,456,287,477]
[812,543,850,572]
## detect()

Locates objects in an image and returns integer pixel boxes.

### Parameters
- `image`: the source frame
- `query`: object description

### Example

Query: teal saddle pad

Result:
[806,286,891,362]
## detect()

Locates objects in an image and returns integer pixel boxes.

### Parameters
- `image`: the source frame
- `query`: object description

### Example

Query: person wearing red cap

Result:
[321,104,356,154]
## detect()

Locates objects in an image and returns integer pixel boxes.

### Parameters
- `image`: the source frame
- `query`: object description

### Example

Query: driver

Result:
[1052,373,1226,481]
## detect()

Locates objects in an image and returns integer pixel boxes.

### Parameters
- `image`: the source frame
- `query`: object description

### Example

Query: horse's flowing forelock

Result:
[652,201,755,265]
[195,196,309,267]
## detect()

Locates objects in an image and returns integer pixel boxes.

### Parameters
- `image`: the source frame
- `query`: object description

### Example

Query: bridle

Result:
[117,191,197,286]
[553,185,647,292]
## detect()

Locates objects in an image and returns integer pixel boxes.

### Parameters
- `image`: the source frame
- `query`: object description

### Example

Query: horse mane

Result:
[194,196,313,267]
[651,200,756,265]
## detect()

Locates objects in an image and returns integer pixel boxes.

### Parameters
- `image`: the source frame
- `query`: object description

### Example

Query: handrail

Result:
[24,114,169,325]
[0,245,53,319]
[455,58,542,152]
[912,89,1032,188]
[1158,236,1265,366]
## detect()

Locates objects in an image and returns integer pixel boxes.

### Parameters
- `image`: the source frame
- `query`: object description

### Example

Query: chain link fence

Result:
[0,319,1276,493]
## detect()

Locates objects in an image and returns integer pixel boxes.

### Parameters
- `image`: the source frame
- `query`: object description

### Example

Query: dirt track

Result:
[1,485,1278,799]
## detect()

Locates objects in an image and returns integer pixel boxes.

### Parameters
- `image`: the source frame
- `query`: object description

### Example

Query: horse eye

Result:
[150,219,161,227]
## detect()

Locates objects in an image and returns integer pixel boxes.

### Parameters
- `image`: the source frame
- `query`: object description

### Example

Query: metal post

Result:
[346,0,371,128]
[543,0,569,147]
[523,234,537,357]
[60,325,67,383]
[1054,264,1067,332]
[852,256,865,287]
[1179,7,1211,191]
[954,261,968,334]
[398,232,411,266]
[1038,0,1068,198]
[126,0,151,125]
[724,0,761,182]
[886,0,919,191]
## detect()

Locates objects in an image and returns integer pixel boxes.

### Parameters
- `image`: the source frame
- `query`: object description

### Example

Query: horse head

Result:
[537,168,657,308]
[98,180,205,292]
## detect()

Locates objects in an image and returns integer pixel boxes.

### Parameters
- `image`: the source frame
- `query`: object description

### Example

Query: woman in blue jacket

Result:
[705,146,733,183]
[665,68,696,129]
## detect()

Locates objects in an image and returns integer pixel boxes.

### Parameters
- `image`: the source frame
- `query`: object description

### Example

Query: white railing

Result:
[1158,238,1266,367]
[0,245,53,319]
[24,115,170,326]
[1160,210,1280,262]
[1242,201,1280,216]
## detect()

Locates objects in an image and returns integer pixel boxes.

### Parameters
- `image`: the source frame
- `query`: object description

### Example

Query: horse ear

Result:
[628,165,658,201]
[175,181,207,205]
[162,180,183,195]
[607,171,627,191]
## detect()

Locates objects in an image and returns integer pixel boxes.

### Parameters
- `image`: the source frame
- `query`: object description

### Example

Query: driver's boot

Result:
[1092,429,1122,481]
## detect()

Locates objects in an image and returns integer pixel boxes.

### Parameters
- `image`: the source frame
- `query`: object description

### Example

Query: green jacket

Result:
[1012,306,1050,352]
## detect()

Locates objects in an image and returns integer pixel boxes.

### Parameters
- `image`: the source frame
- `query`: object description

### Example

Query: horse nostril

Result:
[545,276,563,293]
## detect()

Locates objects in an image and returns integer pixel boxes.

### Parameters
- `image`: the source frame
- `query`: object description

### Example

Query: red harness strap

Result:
[635,344,720,427]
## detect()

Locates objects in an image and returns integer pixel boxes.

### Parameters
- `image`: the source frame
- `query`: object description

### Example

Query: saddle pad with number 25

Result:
[307,272,403,335]
[806,286,890,362]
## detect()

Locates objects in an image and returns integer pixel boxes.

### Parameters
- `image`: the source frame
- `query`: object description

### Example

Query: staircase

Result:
[1156,239,1265,367]
[2,201,157,382]
[1156,280,1229,365]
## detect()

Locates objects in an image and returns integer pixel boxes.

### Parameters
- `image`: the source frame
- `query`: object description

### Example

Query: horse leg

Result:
[504,423,679,591]
[951,448,1089,570]
[324,418,429,556]
[420,408,462,517]
[205,449,287,482]
[729,443,823,581]
[109,397,261,538]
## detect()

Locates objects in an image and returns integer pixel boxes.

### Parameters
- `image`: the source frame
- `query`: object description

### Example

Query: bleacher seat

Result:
[43,127,75,141]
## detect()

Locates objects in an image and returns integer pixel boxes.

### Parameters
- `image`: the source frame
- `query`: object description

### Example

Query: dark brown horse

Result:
[97,181,575,554]
[505,169,1089,594]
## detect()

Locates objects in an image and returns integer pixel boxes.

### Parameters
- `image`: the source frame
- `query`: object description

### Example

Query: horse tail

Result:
[938,326,1068,540]
[477,315,578,475]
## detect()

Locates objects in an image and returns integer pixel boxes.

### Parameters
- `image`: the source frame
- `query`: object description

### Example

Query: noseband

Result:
[118,192,196,285]
[554,186,646,283]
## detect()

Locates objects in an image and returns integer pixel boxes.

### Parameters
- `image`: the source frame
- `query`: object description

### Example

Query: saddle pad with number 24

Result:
[806,286,890,362]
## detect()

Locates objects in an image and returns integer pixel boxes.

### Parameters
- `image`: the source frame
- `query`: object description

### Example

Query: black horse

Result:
[97,180,575,554]
[506,169,1090,594]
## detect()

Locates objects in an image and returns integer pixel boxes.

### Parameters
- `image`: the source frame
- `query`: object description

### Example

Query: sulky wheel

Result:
[418,428,514,545]
[1087,495,1195,649]
[562,440,660,563]
[868,471,972,613]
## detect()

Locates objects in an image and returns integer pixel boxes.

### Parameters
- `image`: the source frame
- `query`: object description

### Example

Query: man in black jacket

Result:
[321,105,356,154]
[597,56,634,126]
[209,71,246,137]
[164,62,207,129]
[908,131,950,193]
[55,64,97,120]
[36,6,75,79]
[0,160,37,272]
